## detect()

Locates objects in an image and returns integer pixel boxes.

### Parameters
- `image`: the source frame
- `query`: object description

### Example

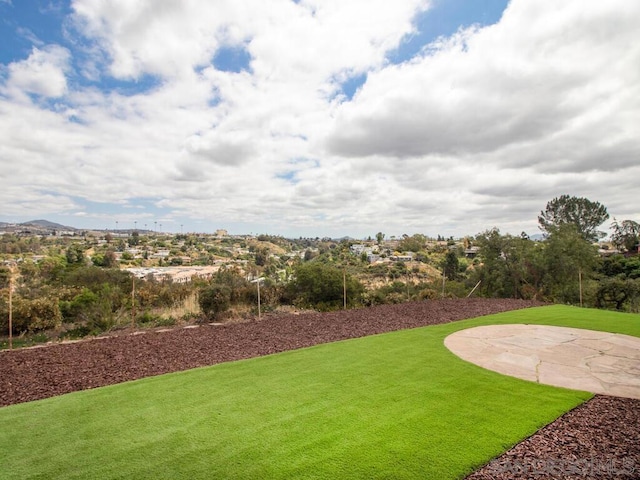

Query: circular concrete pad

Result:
[444,324,640,399]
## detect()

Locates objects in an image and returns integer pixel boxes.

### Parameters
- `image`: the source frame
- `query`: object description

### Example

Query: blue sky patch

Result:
[213,45,252,73]
[276,171,299,184]
[387,0,508,64]
[0,0,71,64]
[340,72,367,101]
[95,74,163,96]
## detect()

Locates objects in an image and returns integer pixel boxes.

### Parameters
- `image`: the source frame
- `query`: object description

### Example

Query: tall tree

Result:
[538,195,609,242]
[541,224,598,304]
[473,228,509,298]
[442,250,459,281]
[288,262,363,311]
[473,229,541,299]
[399,234,427,253]
[610,219,640,253]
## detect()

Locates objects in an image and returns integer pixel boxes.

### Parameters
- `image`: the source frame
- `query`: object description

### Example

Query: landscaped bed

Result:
[0,299,638,479]
[0,298,542,407]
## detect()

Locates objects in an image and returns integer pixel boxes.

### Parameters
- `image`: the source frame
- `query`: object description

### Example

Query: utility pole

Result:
[343,268,347,310]
[252,277,264,320]
[579,268,583,307]
[8,266,13,350]
[406,273,410,300]
[131,275,136,328]
[257,280,261,320]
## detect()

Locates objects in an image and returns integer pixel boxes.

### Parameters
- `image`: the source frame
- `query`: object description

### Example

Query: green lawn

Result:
[1,305,638,479]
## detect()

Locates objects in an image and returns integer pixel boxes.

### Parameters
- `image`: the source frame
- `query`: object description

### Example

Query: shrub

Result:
[288,262,363,311]
[0,296,62,334]
[199,284,232,320]
[596,278,640,312]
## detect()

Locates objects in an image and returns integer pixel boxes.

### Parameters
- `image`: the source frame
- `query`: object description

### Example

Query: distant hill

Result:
[23,219,76,230]
[0,219,78,233]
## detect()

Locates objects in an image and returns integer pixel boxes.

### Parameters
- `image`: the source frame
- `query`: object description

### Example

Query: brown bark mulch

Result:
[0,298,538,407]
[1,298,637,479]
[466,395,640,479]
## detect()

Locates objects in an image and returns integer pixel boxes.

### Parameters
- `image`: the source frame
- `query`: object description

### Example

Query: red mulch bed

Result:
[467,395,640,479]
[1,298,637,478]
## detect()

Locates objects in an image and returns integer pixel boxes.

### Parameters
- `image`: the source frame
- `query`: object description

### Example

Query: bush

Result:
[596,278,640,312]
[0,296,62,334]
[287,262,363,311]
[199,284,232,320]
[59,284,125,334]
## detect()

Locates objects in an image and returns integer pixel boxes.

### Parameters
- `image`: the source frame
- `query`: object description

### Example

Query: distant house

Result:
[350,244,366,255]
[464,246,480,258]
[390,253,413,262]
[351,244,377,258]
[367,254,381,263]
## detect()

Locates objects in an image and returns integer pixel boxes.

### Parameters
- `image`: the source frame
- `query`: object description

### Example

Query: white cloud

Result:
[70,0,427,82]
[327,0,640,169]
[5,45,71,98]
[1,0,639,237]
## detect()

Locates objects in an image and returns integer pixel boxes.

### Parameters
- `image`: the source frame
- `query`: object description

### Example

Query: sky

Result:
[0,0,638,238]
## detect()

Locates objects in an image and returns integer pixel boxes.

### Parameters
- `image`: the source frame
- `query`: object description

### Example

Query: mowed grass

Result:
[1,305,638,479]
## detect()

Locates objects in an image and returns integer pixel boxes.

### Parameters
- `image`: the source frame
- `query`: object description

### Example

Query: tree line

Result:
[1,195,638,344]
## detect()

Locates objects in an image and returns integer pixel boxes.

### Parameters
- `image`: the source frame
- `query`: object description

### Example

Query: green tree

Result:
[473,229,509,297]
[599,255,640,279]
[538,195,609,242]
[288,262,363,311]
[473,229,543,299]
[212,268,251,304]
[103,250,118,268]
[254,247,268,266]
[198,284,231,320]
[66,244,85,264]
[38,256,66,283]
[1,295,62,333]
[399,234,427,253]
[0,266,10,290]
[442,250,459,281]
[375,232,385,245]
[595,278,640,312]
[610,219,640,253]
[541,224,598,304]
[129,231,140,246]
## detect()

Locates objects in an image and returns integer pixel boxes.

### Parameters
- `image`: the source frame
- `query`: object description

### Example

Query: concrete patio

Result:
[445,324,640,399]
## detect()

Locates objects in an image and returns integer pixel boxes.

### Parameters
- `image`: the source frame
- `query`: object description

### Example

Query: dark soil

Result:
[1,298,637,478]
